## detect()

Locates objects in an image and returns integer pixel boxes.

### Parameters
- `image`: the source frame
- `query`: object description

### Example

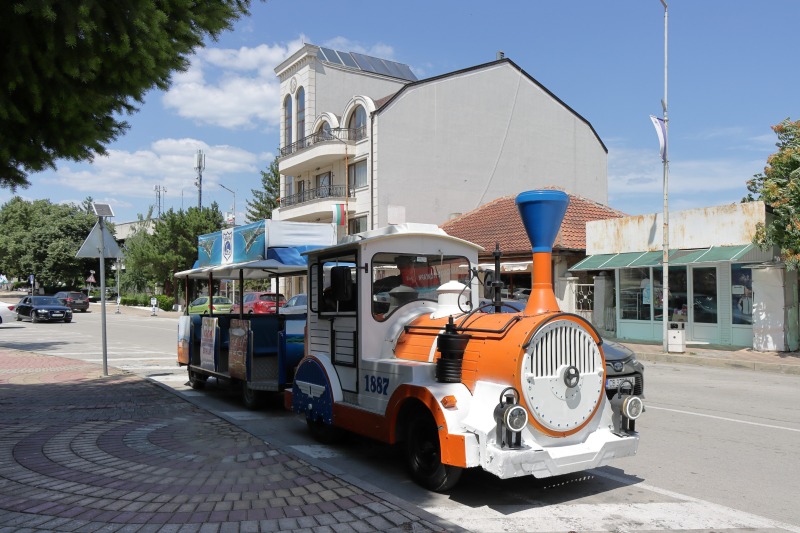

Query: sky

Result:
[3,0,798,223]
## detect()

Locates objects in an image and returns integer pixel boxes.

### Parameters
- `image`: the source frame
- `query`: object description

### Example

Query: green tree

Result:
[245,157,280,222]
[0,0,251,190]
[745,118,800,267]
[0,197,99,288]
[123,204,223,295]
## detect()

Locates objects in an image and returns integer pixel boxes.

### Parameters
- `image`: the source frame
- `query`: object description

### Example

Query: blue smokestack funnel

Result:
[515,190,569,253]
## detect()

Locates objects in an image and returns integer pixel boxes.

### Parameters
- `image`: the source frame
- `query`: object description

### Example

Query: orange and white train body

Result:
[291,190,642,489]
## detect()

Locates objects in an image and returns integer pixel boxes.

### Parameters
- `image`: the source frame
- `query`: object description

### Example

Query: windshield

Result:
[34,297,62,306]
[371,252,471,320]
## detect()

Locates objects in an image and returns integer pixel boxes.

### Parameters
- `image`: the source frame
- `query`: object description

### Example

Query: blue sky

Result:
[4,0,797,223]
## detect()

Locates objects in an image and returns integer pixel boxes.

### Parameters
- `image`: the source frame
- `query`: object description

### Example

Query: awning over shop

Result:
[570,244,755,271]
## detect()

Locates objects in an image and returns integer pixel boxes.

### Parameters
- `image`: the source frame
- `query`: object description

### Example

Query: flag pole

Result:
[660,0,669,352]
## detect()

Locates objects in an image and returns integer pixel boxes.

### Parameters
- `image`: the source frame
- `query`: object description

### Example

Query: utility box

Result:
[668,321,685,353]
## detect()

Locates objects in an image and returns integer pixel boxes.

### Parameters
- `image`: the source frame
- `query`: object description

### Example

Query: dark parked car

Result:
[477,298,644,398]
[16,296,73,323]
[54,291,90,312]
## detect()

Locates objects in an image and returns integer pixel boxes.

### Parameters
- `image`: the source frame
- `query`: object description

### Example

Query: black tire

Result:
[31,314,38,323]
[16,314,21,321]
[188,368,207,390]
[406,413,463,492]
[306,416,344,444]
[241,382,263,410]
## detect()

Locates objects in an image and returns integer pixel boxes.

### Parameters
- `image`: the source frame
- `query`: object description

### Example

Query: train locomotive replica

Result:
[290,189,644,491]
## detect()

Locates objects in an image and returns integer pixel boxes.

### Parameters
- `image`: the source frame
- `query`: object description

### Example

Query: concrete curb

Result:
[634,350,800,375]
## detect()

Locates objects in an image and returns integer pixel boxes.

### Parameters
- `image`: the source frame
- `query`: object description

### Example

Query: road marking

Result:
[647,404,800,433]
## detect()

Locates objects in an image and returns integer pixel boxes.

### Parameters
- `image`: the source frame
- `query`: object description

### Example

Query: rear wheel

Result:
[188,368,207,390]
[406,413,462,492]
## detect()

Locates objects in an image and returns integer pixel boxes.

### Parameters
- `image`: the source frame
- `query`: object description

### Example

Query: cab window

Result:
[317,253,358,315]
[371,252,471,320]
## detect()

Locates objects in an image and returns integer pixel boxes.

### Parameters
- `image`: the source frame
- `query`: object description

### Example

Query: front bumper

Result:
[478,428,639,479]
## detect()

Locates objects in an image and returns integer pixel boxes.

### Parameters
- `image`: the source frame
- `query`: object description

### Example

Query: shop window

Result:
[619,268,653,321]
[731,264,753,325]
[654,266,688,322]
[693,267,718,324]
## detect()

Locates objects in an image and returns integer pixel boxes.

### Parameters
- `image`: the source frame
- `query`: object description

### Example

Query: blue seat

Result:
[250,314,281,357]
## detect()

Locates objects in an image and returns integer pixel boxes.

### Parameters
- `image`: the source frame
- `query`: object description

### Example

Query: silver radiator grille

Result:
[529,320,601,378]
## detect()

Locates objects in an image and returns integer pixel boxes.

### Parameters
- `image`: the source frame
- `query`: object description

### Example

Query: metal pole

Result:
[660,0,669,352]
[219,183,236,226]
[98,217,108,376]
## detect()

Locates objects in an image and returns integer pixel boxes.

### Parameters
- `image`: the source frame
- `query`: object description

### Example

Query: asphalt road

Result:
[2,304,799,532]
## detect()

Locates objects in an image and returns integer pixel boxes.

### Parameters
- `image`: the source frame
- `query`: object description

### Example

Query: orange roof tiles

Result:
[440,189,626,254]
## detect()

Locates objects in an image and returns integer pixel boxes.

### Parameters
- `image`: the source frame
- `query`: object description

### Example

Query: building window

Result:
[692,267,718,324]
[285,175,294,197]
[654,266,687,322]
[316,172,331,197]
[731,264,753,325]
[283,95,293,146]
[347,105,367,140]
[296,87,305,141]
[348,215,367,235]
[619,268,652,321]
[317,121,332,139]
[348,160,367,190]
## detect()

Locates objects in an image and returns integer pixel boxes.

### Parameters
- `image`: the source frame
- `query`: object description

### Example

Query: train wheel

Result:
[306,416,344,444]
[188,368,207,390]
[406,413,462,492]
[241,383,263,410]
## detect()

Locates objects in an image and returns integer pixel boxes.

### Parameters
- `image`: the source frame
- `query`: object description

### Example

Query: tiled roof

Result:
[440,189,627,254]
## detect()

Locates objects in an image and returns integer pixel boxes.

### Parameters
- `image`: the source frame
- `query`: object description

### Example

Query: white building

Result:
[273,45,608,234]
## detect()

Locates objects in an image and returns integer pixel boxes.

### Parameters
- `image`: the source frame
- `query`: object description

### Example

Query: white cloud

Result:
[43,138,261,201]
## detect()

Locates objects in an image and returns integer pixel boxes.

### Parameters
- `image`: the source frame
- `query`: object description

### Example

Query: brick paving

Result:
[0,349,459,533]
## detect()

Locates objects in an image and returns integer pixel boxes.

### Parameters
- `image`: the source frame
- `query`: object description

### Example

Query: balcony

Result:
[278,127,366,176]
[281,184,354,208]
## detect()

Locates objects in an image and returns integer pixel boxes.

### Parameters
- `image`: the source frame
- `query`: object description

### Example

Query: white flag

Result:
[650,115,667,162]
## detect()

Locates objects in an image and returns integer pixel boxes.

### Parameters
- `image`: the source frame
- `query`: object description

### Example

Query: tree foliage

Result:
[245,157,280,222]
[0,0,251,190]
[745,118,800,268]
[123,204,223,295]
[0,197,99,288]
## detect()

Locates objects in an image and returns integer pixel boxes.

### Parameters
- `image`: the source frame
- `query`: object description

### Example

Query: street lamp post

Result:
[660,0,670,352]
[219,183,236,227]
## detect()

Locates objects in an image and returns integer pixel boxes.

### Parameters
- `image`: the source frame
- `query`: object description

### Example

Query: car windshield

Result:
[33,297,62,306]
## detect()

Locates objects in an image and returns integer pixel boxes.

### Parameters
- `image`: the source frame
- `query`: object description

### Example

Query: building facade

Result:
[273,44,608,234]
[571,201,798,352]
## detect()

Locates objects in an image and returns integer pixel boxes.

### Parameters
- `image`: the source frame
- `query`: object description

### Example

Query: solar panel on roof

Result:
[319,47,342,65]
[394,63,417,81]
[382,60,406,79]
[339,52,359,69]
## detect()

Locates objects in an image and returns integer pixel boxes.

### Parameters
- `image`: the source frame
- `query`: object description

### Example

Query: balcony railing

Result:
[280,184,354,208]
[279,126,367,157]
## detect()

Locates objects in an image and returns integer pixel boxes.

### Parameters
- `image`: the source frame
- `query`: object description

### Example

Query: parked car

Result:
[232,292,286,314]
[477,298,644,398]
[187,296,233,314]
[54,291,90,312]
[512,288,531,300]
[15,296,73,323]
[0,302,16,324]
[279,293,307,314]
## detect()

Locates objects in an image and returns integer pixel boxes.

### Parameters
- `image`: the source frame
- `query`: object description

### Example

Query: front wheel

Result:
[64,318,72,323]
[241,382,263,410]
[31,314,39,323]
[188,368,207,390]
[406,413,463,492]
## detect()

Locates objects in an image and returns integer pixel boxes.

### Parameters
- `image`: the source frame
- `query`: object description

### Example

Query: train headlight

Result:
[504,405,528,433]
[493,387,526,449]
[621,395,643,420]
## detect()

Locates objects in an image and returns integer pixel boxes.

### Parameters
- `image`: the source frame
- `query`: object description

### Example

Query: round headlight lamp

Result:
[504,404,528,433]
[622,395,644,420]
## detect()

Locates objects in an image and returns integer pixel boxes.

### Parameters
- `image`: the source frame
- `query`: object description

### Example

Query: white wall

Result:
[374,62,608,227]
[586,201,767,254]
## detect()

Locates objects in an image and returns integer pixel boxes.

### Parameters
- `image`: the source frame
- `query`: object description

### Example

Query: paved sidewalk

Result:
[0,349,460,533]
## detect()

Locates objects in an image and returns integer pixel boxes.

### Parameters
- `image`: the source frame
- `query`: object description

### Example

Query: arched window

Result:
[347,105,367,140]
[296,87,305,141]
[283,95,293,146]
[317,121,332,140]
